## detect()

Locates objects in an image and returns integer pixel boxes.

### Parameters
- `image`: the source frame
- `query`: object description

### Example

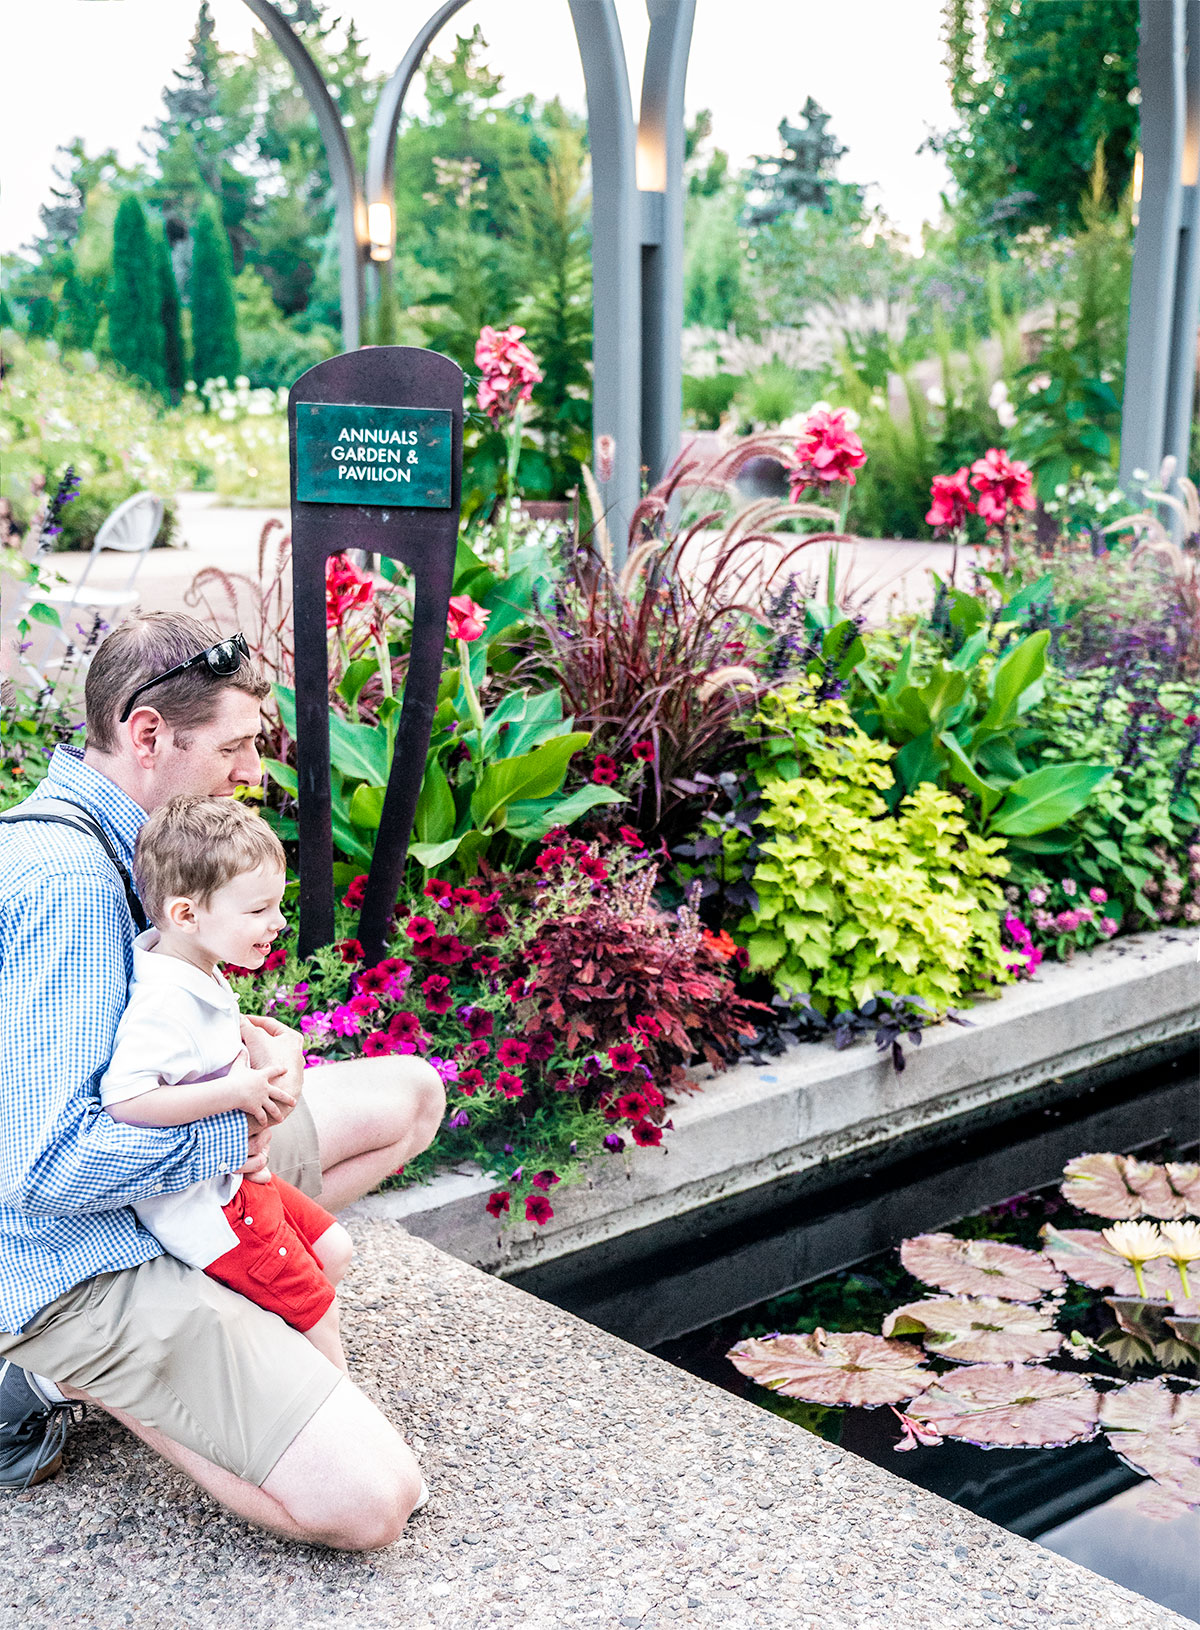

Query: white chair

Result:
[41,491,164,621]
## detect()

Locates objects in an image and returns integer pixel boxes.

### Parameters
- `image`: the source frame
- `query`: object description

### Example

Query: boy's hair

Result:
[134,796,286,925]
[85,612,269,753]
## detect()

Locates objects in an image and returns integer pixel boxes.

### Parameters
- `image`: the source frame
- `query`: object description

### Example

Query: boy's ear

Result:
[162,894,198,933]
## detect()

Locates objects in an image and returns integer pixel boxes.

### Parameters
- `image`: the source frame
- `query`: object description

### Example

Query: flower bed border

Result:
[346,929,1200,1279]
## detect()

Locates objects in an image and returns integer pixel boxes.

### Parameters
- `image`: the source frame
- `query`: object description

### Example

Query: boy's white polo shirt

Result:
[99,929,245,1268]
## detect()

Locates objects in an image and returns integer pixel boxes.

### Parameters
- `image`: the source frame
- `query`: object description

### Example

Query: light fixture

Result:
[367,202,393,262]
[635,134,666,193]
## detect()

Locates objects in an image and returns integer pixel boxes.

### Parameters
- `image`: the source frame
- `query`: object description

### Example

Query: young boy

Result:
[99,796,352,1372]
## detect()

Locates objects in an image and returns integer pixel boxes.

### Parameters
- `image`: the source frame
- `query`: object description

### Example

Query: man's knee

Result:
[303,1466,418,1550]
[401,1057,445,1148]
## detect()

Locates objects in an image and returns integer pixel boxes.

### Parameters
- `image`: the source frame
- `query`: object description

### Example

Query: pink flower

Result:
[447,594,490,643]
[1055,909,1082,932]
[429,1055,460,1084]
[329,1004,361,1036]
[325,554,374,629]
[474,324,543,423]
[786,409,866,498]
[300,1010,332,1037]
[1089,887,1108,905]
[925,467,976,532]
[1027,886,1048,906]
[968,448,1034,531]
[1061,878,1078,897]
[1100,916,1118,936]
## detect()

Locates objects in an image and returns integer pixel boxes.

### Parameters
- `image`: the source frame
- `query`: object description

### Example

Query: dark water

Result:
[512,1049,1200,1618]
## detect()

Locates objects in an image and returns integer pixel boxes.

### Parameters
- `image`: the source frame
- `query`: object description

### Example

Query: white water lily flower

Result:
[1159,1220,1200,1298]
[1102,1221,1167,1297]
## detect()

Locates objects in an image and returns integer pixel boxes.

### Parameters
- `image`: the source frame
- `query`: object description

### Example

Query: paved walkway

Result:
[1,1223,1186,1630]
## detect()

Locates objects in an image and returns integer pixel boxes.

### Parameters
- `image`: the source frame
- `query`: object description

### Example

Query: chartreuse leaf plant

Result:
[724,680,1012,1015]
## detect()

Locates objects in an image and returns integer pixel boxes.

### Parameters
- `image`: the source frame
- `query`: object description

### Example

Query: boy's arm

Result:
[0,870,249,1217]
[105,1066,296,1129]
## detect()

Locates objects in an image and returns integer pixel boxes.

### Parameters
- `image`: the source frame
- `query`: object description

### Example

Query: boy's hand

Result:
[227,1063,296,1127]
[240,1014,304,1104]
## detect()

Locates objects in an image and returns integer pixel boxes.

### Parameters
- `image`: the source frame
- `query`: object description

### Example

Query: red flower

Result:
[325,553,374,629]
[475,324,543,423]
[497,1038,530,1067]
[579,855,609,882]
[631,1119,664,1148]
[450,886,481,910]
[631,739,654,762]
[1185,713,1199,727]
[701,928,738,962]
[634,1013,661,1039]
[543,827,568,844]
[524,1193,554,1226]
[355,966,392,995]
[447,594,490,643]
[405,915,437,942]
[457,1068,485,1096]
[341,873,369,909]
[786,408,867,499]
[530,1169,561,1193]
[485,1190,511,1218]
[591,755,619,786]
[640,1083,665,1108]
[421,974,453,1014]
[483,910,508,934]
[471,955,501,976]
[925,466,976,533]
[969,448,1034,530]
[335,938,363,964]
[262,947,287,971]
[607,1042,640,1073]
[388,1011,422,1043]
[467,1038,491,1059]
[733,946,750,970]
[525,1030,555,1063]
[495,1071,525,1099]
[536,846,567,873]
[616,1090,651,1120]
[507,977,528,1001]
[380,957,409,978]
[363,1031,396,1057]
[349,992,380,1016]
[618,825,645,850]
[423,877,454,904]
[463,1008,494,1040]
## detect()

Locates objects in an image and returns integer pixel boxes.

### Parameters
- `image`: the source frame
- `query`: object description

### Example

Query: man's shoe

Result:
[0,1362,83,1491]
[412,1478,430,1512]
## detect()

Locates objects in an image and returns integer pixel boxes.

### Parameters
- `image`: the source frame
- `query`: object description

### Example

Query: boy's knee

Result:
[318,1221,354,1281]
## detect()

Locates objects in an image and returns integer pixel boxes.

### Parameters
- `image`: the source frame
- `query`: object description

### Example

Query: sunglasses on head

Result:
[119,633,250,722]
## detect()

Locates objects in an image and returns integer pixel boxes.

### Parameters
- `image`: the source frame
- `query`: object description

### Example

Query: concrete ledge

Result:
[3,1222,1189,1629]
[348,929,1200,1277]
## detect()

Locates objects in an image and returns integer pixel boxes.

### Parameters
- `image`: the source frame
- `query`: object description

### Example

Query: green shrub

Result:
[729,683,1011,1013]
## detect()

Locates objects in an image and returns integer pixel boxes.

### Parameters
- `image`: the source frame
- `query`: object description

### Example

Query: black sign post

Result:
[288,346,463,963]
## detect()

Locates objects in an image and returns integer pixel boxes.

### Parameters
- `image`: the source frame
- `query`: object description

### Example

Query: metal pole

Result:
[1121,0,1187,495]
[568,0,642,562]
[1163,0,1200,492]
[638,1,694,488]
[242,0,366,351]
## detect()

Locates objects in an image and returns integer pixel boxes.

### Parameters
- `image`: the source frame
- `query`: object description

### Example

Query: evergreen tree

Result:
[152,222,187,397]
[190,198,240,386]
[107,194,166,393]
[744,100,852,228]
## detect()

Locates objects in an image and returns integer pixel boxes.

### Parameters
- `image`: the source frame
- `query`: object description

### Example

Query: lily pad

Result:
[1061,1153,1200,1221]
[907,1364,1100,1448]
[1100,1379,1200,1509]
[900,1233,1064,1302]
[883,1296,1063,1364]
[1040,1225,1178,1298]
[726,1329,933,1407]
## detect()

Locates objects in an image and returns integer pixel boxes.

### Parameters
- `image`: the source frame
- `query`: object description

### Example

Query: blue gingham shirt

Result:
[0,747,247,1332]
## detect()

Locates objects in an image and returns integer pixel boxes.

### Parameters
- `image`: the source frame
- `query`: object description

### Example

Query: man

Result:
[0,613,445,1547]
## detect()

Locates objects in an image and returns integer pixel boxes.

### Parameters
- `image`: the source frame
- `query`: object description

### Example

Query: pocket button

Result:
[244,1217,254,1226]
[278,1247,287,1256]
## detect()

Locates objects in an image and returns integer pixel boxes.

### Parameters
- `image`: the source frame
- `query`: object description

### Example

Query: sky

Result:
[0,0,955,257]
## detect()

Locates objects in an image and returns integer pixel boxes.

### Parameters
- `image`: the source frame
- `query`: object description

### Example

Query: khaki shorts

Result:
[0,1252,342,1486]
[268,1094,323,1199]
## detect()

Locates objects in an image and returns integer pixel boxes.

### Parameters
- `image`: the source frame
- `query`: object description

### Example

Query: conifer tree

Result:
[107,194,166,393]
[152,223,187,398]
[190,198,240,388]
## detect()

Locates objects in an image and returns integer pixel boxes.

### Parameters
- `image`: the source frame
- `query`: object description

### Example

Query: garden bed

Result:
[347,927,1200,1277]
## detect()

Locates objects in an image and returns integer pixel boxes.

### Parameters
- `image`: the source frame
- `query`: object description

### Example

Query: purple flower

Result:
[300,1010,332,1037]
[448,1109,470,1129]
[429,1055,460,1084]
[603,1133,625,1152]
[330,1004,361,1036]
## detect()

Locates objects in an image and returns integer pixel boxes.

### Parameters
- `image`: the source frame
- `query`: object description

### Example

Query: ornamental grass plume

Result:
[1101,1220,1168,1298]
[1159,1219,1200,1299]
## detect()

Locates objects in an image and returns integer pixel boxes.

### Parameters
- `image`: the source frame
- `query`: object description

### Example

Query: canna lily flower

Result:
[1159,1219,1200,1299]
[447,594,489,643]
[1102,1220,1167,1297]
[925,466,976,533]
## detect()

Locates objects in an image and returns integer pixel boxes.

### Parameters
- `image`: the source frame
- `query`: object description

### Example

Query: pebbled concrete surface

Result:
[0,1223,1189,1630]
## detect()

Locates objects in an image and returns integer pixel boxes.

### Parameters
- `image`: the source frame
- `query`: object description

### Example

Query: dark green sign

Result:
[294,401,453,507]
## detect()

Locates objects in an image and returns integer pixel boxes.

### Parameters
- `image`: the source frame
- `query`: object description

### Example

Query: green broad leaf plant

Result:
[725,681,1012,1015]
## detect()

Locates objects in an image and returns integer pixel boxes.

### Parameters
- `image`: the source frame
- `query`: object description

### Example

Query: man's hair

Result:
[134,796,286,925]
[85,612,269,753]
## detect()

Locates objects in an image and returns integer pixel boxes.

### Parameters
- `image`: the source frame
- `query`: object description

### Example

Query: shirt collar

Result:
[130,928,239,1013]
[35,746,147,869]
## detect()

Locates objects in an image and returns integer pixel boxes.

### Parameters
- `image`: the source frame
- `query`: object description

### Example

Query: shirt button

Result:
[278,1247,287,1257]
[218,1165,229,1175]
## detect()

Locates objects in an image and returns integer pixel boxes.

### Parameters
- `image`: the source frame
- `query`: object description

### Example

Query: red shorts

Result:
[205,1175,337,1334]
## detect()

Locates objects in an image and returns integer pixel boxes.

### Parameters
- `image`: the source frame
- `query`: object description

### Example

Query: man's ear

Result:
[162,894,198,934]
[127,707,165,771]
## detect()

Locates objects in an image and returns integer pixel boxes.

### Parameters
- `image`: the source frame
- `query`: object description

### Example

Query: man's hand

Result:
[225,1062,295,1128]
[240,1014,305,1110]
[239,1123,273,1183]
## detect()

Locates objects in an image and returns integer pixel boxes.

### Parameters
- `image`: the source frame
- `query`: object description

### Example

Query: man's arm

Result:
[0,870,249,1216]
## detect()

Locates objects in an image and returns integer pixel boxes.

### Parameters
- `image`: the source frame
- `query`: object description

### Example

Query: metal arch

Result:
[365,0,473,235]
[568,0,643,558]
[639,1,695,490]
[242,0,365,352]
[1162,0,1200,492]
